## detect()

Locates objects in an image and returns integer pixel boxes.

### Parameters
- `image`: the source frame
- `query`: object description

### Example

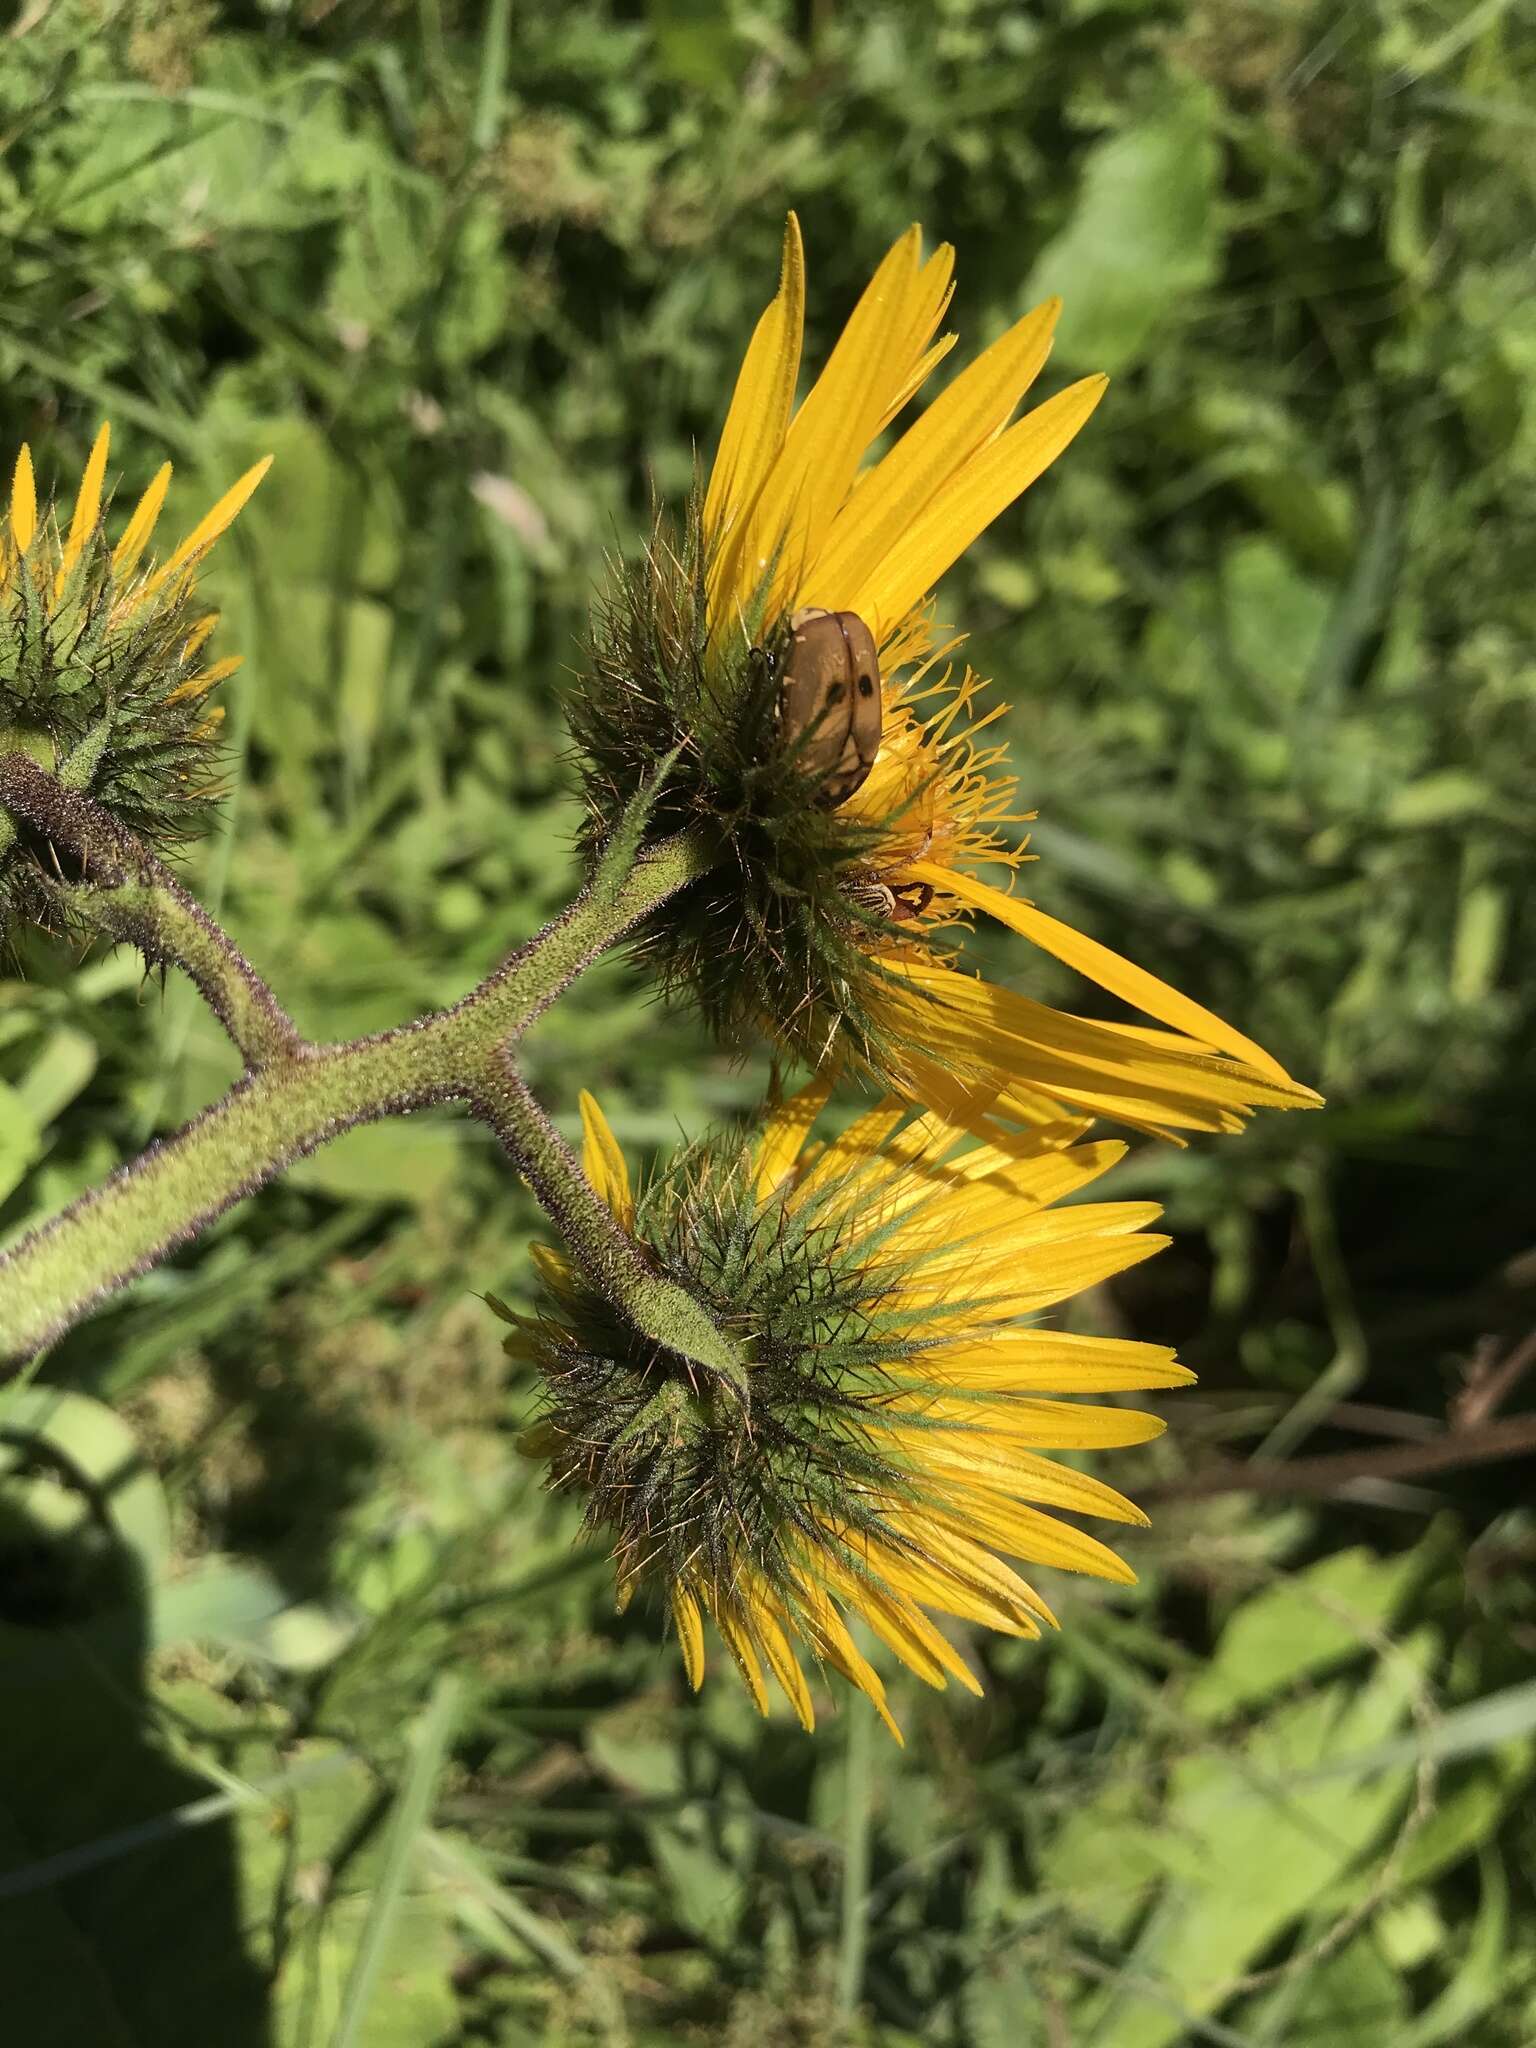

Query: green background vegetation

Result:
[3,1,1535,2041]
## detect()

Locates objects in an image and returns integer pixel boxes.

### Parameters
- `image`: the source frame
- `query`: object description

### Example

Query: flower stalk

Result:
[0,749,301,1066]
[0,753,728,1370]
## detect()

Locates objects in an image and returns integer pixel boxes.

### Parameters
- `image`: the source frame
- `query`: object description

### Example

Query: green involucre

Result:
[566,503,935,1076]
[501,1119,969,1620]
[0,518,228,942]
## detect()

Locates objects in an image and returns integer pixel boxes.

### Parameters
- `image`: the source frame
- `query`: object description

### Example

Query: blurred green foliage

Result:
[3,0,1536,2041]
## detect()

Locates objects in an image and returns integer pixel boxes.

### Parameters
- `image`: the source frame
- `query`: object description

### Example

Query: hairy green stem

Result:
[64,877,301,1067]
[1,750,299,1066]
[0,813,719,1367]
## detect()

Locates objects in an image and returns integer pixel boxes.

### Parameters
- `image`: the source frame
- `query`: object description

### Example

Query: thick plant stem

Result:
[471,1051,748,1388]
[0,824,718,1366]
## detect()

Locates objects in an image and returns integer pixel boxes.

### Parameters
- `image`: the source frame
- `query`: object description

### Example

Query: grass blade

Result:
[330,1674,464,2048]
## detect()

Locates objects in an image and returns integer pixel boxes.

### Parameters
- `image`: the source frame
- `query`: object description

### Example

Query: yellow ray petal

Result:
[579,1089,634,1227]
[913,864,1304,1087]
[786,1098,907,1209]
[872,1537,1042,1638]
[894,1199,1165,1278]
[891,1046,1081,1136]
[9,444,37,553]
[896,1393,1167,1451]
[711,1599,771,1715]
[855,1130,1119,1244]
[896,958,1301,1099]
[797,1115,953,1227]
[672,1584,706,1691]
[813,1544,983,1693]
[800,296,1061,611]
[874,331,959,437]
[849,375,1108,638]
[901,1193,1166,1265]
[704,213,805,571]
[793,1576,904,1742]
[857,1515,1050,1632]
[883,1167,1159,1266]
[746,1593,816,1731]
[916,1521,1059,1632]
[182,610,219,660]
[886,964,1315,1136]
[753,1072,833,1198]
[897,1229,1170,1317]
[133,455,271,607]
[913,1331,1193,1394]
[111,461,173,578]
[949,1062,1226,1141]
[890,1513,1059,1620]
[529,1242,575,1296]
[163,655,241,707]
[892,1434,1150,1524]
[931,1497,1138,1584]
[729,227,943,628]
[965,1134,1126,1202]
[59,422,110,584]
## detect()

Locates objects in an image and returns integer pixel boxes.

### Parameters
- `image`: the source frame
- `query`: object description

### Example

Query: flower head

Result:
[573,219,1317,1138]
[0,424,268,926]
[502,1086,1193,1741]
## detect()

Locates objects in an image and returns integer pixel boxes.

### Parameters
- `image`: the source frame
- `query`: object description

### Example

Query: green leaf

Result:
[1385,772,1496,829]
[0,1385,171,1578]
[1294,1680,1536,1784]
[0,1078,43,1202]
[12,1026,98,1129]
[150,1556,357,1670]
[1248,1930,1408,2047]
[0,1663,274,2045]
[1183,1546,1425,1724]
[1026,89,1219,372]
[1075,1638,1434,2048]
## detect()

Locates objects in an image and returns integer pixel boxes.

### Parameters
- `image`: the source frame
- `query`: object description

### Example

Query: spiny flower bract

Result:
[500,1086,1194,1742]
[572,217,1318,1139]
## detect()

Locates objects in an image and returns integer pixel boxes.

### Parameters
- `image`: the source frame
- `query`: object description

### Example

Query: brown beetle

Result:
[775,606,882,806]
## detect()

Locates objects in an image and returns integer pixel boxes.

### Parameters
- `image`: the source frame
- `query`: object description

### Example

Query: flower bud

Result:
[0,426,268,934]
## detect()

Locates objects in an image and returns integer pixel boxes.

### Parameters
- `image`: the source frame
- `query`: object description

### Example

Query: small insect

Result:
[850,877,935,925]
[770,606,882,807]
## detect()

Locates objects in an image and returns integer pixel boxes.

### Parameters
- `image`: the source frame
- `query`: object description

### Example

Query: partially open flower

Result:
[501,1086,1193,1742]
[0,425,268,927]
[572,219,1318,1138]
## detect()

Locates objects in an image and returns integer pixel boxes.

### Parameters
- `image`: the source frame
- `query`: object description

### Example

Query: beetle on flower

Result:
[572,218,1320,1141]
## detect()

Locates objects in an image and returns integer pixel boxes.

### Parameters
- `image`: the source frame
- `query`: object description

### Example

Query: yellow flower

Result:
[0,425,269,895]
[509,1087,1195,1743]
[2,423,269,741]
[701,218,1319,1137]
